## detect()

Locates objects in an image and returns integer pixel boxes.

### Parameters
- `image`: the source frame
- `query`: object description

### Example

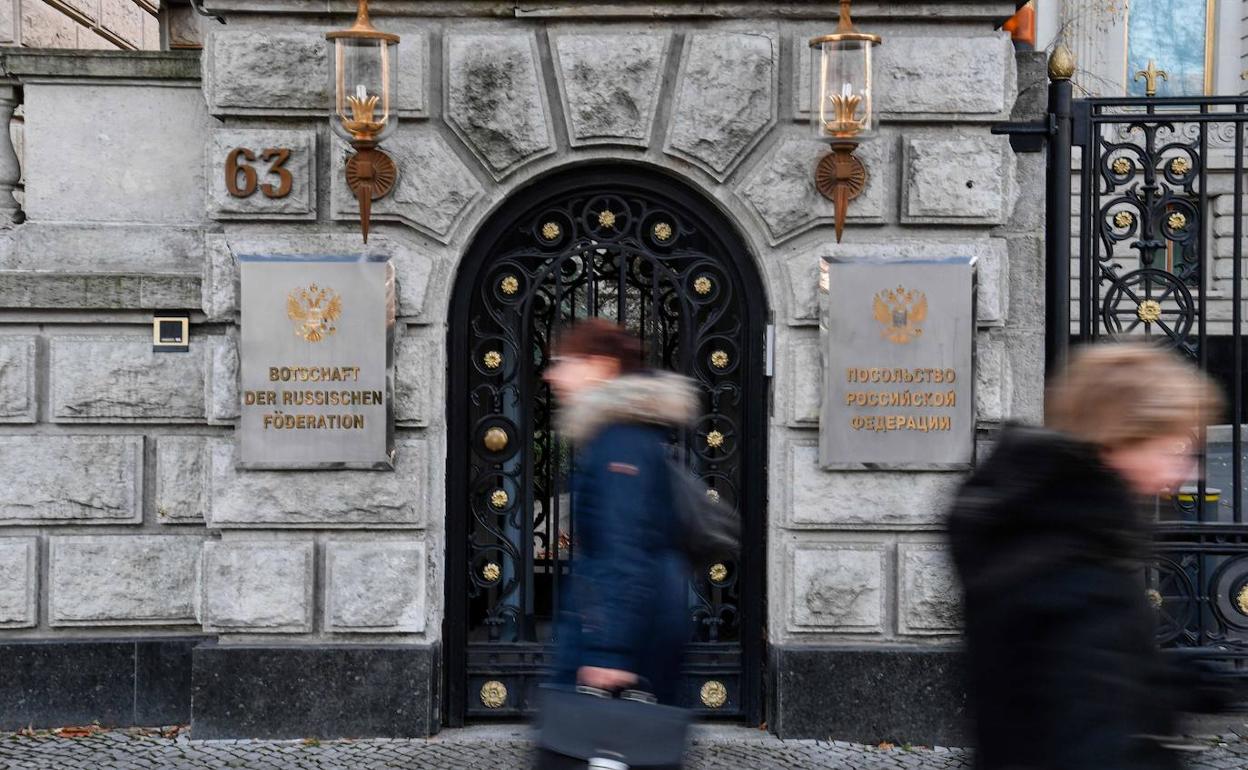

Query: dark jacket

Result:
[947,426,1181,770]
[552,371,697,704]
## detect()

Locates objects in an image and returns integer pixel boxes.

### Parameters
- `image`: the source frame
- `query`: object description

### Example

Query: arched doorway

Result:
[444,166,768,726]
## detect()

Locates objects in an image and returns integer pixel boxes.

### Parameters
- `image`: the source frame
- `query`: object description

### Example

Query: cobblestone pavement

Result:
[0,725,1245,770]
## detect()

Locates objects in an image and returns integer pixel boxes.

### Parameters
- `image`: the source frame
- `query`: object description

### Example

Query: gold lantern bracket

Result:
[327,0,400,243]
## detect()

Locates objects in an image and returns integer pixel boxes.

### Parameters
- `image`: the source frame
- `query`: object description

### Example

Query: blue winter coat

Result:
[551,372,697,705]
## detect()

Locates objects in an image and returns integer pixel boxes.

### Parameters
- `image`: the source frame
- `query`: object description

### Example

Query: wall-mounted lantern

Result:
[327,0,399,243]
[809,0,881,242]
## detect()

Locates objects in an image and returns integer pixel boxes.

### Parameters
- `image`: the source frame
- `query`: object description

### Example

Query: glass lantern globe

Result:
[809,21,880,142]
[326,1,399,147]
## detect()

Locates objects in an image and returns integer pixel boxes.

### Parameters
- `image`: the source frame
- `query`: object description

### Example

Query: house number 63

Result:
[225,147,293,199]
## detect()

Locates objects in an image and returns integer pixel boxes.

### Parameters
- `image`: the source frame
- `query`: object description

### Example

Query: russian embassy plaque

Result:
[239,255,395,469]
[819,256,976,470]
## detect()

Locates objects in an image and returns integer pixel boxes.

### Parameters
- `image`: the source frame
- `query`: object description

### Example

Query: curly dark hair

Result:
[551,317,646,374]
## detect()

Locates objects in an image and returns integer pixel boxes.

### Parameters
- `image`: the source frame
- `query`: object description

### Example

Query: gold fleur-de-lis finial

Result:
[1135,59,1168,97]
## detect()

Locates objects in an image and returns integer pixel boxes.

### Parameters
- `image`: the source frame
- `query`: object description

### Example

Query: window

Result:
[1125,0,1214,96]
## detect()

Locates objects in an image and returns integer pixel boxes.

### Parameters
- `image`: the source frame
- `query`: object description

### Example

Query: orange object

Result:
[1003,2,1036,48]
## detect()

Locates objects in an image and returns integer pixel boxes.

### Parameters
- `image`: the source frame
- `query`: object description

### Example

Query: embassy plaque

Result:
[239,255,395,469]
[819,256,975,470]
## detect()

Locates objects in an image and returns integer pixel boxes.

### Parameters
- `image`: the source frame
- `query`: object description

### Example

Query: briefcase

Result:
[534,685,691,770]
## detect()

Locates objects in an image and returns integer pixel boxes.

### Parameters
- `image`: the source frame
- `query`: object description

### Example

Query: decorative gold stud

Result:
[709,563,729,583]
[1170,157,1191,175]
[597,209,617,229]
[1111,157,1132,175]
[480,680,507,708]
[1167,211,1187,230]
[653,222,673,241]
[706,488,721,503]
[710,350,730,369]
[541,222,561,240]
[500,275,520,295]
[1236,586,1248,616]
[483,350,502,369]
[490,489,509,509]
[484,427,509,452]
[693,276,713,295]
[1137,299,1163,324]
[706,430,725,449]
[482,562,501,582]
[700,680,728,709]
[1113,211,1134,228]
[1146,588,1163,610]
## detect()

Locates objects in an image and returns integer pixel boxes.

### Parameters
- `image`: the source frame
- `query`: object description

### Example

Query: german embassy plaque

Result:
[239,255,395,469]
[819,256,976,470]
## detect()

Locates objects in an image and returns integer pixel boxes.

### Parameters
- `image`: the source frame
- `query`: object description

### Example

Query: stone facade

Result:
[4,0,159,50]
[0,0,1040,742]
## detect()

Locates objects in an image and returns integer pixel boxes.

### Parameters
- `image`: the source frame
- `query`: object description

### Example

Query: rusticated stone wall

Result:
[1,0,160,50]
[0,0,1041,675]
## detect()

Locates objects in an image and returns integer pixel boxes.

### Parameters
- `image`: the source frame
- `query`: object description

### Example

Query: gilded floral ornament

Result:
[483,350,502,370]
[1146,588,1164,610]
[1169,157,1192,175]
[1113,211,1134,229]
[709,563,729,583]
[706,488,721,503]
[500,275,520,295]
[490,489,509,509]
[710,350,730,369]
[482,562,502,583]
[653,222,673,241]
[480,680,507,709]
[700,680,728,709]
[693,276,713,295]
[1136,299,1163,324]
[1237,585,1248,616]
[541,221,561,240]
[1111,157,1132,175]
[706,430,725,449]
[1167,212,1188,231]
[597,209,617,229]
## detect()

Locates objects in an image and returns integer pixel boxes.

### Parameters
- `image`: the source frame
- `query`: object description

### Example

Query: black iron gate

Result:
[444,167,767,725]
[1027,71,1248,671]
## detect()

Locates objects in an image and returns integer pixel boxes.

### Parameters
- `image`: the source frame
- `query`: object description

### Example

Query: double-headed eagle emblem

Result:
[286,283,342,343]
[873,285,927,345]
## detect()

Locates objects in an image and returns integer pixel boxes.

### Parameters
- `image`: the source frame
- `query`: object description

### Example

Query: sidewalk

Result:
[0,725,1245,770]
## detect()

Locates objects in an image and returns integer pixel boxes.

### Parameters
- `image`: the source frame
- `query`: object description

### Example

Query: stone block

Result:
[786,442,960,529]
[205,230,435,321]
[204,29,425,117]
[795,33,1014,119]
[0,538,37,628]
[901,135,1017,225]
[551,31,671,147]
[331,130,483,244]
[786,333,821,427]
[0,435,142,525]
[444,31,553,178]
[207,129,316,220]
[141,7,158,48]
[166,3,202,48]
[395,334,442,427]
[49,536,201,626]
[0,335,35,423]
[24,83,207,225]
[2,223,205,273]
[155,436,207,524]
[77,28,117,49]
[207,438,428,528]
[209,333,239,423]
[665,32,776,180]
[738,132,888,245]
[789,543,885,633]
[0,272,200,310]
[50,336,208,423]
[21,1,75,48]
[974,331,1011,424]
[202,541,313,632]
[783,239,1008,326]
[325,541,425,632]
[898,544,961,634]
[100,0,142,45]
[0,0,16,43]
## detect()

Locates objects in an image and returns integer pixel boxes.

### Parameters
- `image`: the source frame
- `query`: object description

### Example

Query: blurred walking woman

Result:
[948,344,1223,770]
[544,318,697,704]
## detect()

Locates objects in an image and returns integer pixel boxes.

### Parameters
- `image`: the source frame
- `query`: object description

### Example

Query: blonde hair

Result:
[1046,343,1224,449]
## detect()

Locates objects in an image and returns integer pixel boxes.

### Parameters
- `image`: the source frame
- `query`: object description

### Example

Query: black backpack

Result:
[665,457,741,566]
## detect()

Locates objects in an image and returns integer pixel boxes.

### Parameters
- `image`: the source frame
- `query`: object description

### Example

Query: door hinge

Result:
[764,324,775,378]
